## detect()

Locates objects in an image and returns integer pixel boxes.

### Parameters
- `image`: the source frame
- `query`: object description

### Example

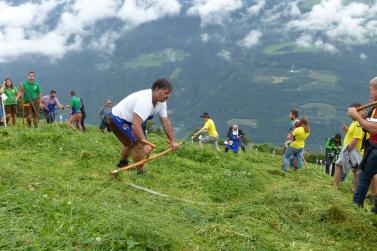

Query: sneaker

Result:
[368,195,377,204]
[116,159,129,168]
[137,168,145,175]
[371,206,377,214]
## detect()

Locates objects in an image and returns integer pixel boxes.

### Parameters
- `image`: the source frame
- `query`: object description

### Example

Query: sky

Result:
[0,0,376,62]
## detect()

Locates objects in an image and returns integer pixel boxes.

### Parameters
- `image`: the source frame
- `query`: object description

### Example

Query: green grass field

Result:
[227,118,257,129]
[253,75,289,84]
[124,49,190,70]
[262,42,320,56]
[169,67,182,80]
[299,102,337,119]
[0,124,376,250]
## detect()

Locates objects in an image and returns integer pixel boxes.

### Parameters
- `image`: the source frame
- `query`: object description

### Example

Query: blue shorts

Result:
[111,114,138,142]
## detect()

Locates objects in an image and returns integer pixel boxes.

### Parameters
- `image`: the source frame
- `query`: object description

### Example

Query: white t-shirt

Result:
[112,89,168,122]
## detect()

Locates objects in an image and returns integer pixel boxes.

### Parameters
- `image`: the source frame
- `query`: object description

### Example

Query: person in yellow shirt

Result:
[192,112,220,150]
[334,103,367,190]
[282,117,310,171]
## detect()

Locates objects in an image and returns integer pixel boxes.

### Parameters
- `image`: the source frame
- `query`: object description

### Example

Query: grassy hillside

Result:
[0,124,376,250]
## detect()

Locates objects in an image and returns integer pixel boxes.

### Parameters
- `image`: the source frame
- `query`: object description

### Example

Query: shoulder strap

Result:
[361,109,374,149]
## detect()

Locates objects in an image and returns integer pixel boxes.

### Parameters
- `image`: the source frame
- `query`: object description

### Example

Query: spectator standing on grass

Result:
[1,79,21,126]
[282,117,310,172]
[66,91,82,131]
[325,133,342,176]
[99,99,112,132]
[347,76,377,213]
[333,104,366,191]
[79,96,87,132]
[20,71,42,128]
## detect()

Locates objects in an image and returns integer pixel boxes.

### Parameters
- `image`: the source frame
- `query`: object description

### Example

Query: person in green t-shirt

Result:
[325,133,342,176]
[20,71,42,128]
[2,79,21,126]
[65,90,82,131]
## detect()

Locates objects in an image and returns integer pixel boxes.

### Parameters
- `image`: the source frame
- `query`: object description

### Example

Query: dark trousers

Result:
[99,119,111,132]
[353,149,377,207]
[81,111,86,130]
[325,156,335,176]
[44,110,55,124]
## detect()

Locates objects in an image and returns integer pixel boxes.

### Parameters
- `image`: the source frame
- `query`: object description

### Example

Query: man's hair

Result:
[152,78,173,92]
[50,90,56,94]
[350,103,361,108]
[70,90,76,96]
[28,71,35,76]
[370,76,377,90]
[290,109,299,118]
[334,133,341,139]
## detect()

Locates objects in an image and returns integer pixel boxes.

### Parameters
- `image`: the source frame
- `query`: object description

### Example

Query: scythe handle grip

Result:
[141,139,157,148]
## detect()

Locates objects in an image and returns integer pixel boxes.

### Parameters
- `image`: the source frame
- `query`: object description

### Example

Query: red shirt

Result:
[369,108,377,144]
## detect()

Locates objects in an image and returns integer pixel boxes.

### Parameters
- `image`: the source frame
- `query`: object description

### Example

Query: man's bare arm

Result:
[348,107,377,134]
[160,117,180,151]
[132,113,147,142]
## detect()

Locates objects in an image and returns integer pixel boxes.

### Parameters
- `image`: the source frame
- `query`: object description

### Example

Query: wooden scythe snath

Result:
[110,141,183,175]
[141,139,157,148]
[356,100,377,111]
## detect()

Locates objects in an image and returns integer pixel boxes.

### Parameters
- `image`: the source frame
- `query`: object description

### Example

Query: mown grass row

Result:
[0,124,376,250]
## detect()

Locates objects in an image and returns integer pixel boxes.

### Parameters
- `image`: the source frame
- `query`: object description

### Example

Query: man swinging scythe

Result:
[109,78,180,174]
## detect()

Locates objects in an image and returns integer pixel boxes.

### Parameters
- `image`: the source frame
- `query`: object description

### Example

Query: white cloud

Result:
[90,31,121,54]
[187,0,243,25]
[201,33,209,42]
[296,34,338,53]
[0,0,181,62]
[288,2,301,17]
[360,53,368,60]
[0,0,59,28]
[296,34,313,48]
[118,0,180,26]
[217,49,231,61]
[238,30,262,48]
[287,0,377,50]
[247,0,265,16]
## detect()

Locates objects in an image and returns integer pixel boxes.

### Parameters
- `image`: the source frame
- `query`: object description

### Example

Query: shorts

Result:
[109,114,150,146]
[200,136,219,147]
[24,100,40,115]
[5,104,17,115]
[335,150,361,171]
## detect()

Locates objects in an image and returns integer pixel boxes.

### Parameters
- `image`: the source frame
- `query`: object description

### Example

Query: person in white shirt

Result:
[109,78,180,173]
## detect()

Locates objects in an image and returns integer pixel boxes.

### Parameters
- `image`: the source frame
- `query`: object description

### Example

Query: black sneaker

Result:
[369,195,377,204]
[137,168,145,175]
[371,206,377,214]
[116,159,129,168]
